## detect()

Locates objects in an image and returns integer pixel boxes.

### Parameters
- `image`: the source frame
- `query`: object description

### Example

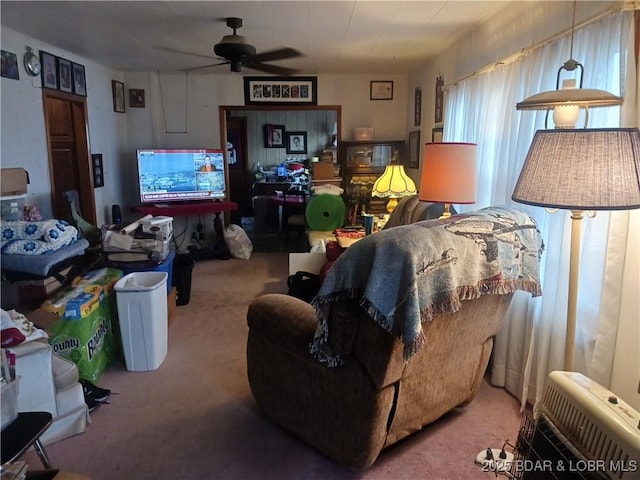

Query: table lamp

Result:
[512,127,640,370]
[419,142,477,218]
[371,161,417,214]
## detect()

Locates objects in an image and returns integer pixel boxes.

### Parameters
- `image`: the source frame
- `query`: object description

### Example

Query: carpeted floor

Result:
[23,252,525,479]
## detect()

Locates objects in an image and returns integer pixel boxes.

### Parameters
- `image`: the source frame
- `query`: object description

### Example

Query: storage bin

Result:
[115,271,168,371]
[110,250,175,294]
[0,194,26,220]
[172,254,195,306]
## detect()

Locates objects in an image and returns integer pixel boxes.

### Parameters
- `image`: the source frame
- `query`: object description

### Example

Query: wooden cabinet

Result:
[339,140,405,218]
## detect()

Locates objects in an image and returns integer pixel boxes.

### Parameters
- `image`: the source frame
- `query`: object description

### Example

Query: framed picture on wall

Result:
[58,58,73,93]
[263,124,285,148]
[414,87,422,126]
[286,131,307,154]
[72,63,86,96]
[40,51,58,90]
[370,80,393,100]
[408,131,420,169]
[244,76,317,105]
[129,88,145,108]
[1,50,19,80]
[112,80,125,113]
[435,75,444,123]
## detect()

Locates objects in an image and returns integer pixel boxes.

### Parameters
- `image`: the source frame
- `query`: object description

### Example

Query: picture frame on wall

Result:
[112,80,125,113]
[263,124,285,148]
[129,88,145,108]
[91,153,104,188]
[1,50,20,80]
[58,58,73,93]
[370,80,393,100]
[72,63,86,96]
[40,51,58,90]
[414,87,422,126]
[286,131,307,154]
[435,75,444,123]
[408,131,420,169]
[244,76,317,106]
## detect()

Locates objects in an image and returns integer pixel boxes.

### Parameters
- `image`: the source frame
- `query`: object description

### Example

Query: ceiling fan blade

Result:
[153,45,217,61]
[248,47,303,63]
[243,61,299,76]
[183,61,230,72]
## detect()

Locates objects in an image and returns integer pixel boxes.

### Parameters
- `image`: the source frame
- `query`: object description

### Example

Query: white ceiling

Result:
[1,1,510,75]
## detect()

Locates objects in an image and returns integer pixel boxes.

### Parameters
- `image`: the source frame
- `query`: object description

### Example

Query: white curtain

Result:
[443,11,635,410]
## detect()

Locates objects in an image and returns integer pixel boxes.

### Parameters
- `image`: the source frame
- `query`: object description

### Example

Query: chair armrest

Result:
[247,294,318,355]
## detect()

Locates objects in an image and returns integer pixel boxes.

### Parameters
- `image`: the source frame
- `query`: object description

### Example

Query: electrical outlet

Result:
[475,448,514,474]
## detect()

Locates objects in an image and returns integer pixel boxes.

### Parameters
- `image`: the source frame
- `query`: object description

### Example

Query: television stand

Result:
[137,201,237,260]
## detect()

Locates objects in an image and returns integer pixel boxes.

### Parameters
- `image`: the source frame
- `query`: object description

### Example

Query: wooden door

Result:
[42,90,95,225]
[226,116,251,223]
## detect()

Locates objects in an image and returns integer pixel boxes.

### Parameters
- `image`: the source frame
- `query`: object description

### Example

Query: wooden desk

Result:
[137,201,238,260]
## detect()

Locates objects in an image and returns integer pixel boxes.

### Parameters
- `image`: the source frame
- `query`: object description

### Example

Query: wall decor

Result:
[58,58,73,93]
[112,80,125,113]
[40,51,58,89]
[432,127,443,143]
[286,131,307,154]
[408,131,420,169]
[435,75,444,123]
[129,88,145,108]
[1,50,19,80]
[244,76,317,106]
[91,153,104,188]
[414,87,422,126]
[263,124,285,148]
[370,81,393,100]
[72,63,86,96]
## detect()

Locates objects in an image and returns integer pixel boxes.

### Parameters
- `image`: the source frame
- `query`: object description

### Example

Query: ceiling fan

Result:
[171,17,303,75]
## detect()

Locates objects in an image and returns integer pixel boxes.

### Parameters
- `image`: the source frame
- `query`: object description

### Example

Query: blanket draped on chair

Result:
[310,206,544,366]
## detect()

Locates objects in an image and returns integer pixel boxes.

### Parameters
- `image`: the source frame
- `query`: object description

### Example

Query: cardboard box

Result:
[1,168,29,196]
[312,162,335,180]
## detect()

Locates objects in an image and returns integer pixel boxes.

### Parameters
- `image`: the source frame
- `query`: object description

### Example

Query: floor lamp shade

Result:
[419,142,477,204]
[511,127,640,371]
[512,128,640,210]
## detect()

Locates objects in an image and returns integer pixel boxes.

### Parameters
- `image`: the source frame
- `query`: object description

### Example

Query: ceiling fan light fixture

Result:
[214,38,256,59]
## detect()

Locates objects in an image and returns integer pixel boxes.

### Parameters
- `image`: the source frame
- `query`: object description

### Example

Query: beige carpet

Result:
[24,252,524,479]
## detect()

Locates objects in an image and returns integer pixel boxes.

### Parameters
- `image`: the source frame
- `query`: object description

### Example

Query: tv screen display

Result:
[136,148,226,203]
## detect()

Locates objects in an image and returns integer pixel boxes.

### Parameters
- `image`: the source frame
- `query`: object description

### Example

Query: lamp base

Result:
[385,198,399,214]
[438,203,452,219]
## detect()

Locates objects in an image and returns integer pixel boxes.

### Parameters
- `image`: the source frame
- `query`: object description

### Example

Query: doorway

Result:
[226,116,251,224]
[42,90,95,225]
[218,104,341,230]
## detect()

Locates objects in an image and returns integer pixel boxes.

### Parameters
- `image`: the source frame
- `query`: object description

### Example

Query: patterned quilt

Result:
[310,206,544,366]
[1,219,80,255]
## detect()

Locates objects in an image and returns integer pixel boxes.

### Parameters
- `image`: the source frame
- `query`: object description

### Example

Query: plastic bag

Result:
[223,224,253,260]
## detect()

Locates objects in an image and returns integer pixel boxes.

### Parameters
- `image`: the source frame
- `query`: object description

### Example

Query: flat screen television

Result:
[136,148,226,203]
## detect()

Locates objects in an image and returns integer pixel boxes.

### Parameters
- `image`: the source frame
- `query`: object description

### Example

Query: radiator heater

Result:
[512,371,640,480]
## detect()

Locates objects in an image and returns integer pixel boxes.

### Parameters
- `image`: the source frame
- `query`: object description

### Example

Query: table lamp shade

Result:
[419,142,477,204]
[512,128,640,210]
[371,164,417,198]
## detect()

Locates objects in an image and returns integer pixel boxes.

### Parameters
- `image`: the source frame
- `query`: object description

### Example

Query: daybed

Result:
[246,205,543,469]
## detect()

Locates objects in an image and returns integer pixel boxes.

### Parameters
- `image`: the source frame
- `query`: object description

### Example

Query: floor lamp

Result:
[511,128,640,371]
